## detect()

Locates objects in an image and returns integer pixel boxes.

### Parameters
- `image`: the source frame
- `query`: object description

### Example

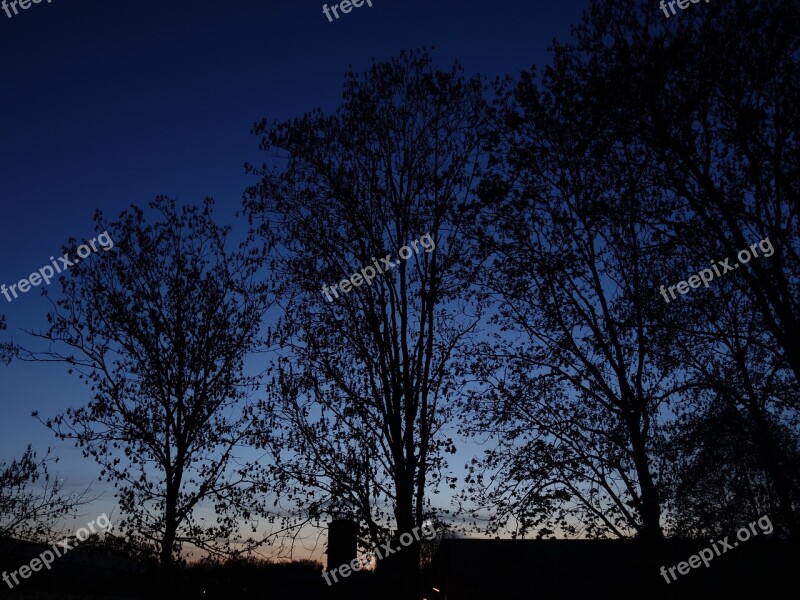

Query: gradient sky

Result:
[0,0,588,559]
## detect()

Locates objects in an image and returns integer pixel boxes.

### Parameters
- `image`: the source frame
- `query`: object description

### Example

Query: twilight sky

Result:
[0,0,588,558]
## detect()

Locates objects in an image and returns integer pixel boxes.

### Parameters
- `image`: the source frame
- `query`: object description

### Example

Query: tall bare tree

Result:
[465,0,800,549]
[550,0,800,537]
[244,49,488,594]
[464,71,680,549]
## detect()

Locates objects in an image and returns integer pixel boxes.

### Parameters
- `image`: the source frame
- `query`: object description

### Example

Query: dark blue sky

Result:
[0,0,587,548]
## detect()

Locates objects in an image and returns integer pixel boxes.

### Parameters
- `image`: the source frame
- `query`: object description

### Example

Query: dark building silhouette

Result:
[422,538,797,600]
[326,519,358,571]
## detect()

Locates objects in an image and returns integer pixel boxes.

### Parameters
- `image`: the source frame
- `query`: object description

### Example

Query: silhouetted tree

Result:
[671,400,798,538]
[1,319,87,541]
[244,49,488,594]
[463,63,682,549]
[467,0,800,546]
[542,0,800,537]
[28,197,274,579]
[0,445,93,541]
[665,280,800,537]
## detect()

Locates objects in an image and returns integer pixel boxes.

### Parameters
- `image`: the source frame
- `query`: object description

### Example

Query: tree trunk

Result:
[159,476,180,592]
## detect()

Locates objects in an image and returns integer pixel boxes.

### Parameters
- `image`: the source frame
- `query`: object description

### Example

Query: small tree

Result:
[29,197,273,576]
[0,445,93,541]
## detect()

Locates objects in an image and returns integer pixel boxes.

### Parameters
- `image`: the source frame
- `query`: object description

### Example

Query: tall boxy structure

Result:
[327,519,358,571]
